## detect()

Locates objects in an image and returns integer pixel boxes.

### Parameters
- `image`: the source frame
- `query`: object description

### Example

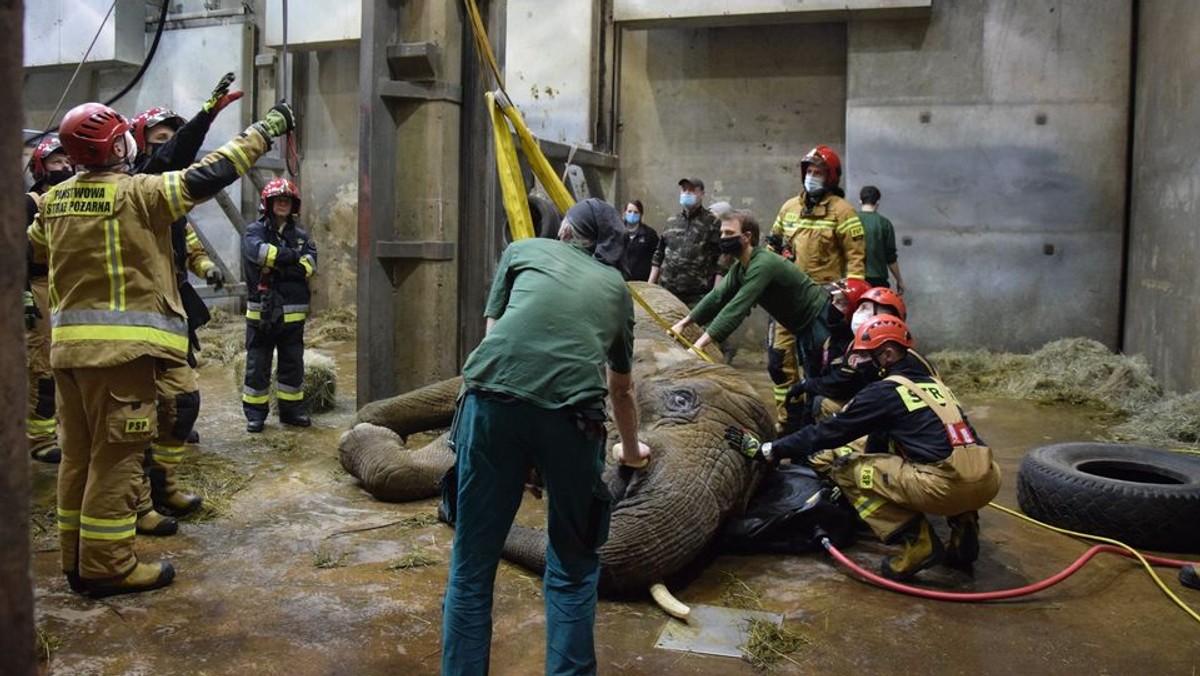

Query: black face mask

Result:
[717,235,744,255]
[45,169,75,186]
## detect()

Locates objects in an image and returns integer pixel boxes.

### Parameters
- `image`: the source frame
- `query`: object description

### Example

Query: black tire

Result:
[1017,443,1200,552]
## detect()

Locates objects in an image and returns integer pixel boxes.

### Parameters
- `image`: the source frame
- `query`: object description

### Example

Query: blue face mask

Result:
[804,174,824,194]
[680,193,698,208]
[624,212,641,225]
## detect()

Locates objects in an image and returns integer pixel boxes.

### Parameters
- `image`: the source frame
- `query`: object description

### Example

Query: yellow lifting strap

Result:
[464,0,713,364]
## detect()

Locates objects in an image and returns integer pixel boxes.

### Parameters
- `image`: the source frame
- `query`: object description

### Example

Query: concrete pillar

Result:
[0,0,36,671]
[391,1,463,392]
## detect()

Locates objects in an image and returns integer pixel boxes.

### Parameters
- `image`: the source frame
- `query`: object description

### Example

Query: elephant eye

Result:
[664,388,698,413]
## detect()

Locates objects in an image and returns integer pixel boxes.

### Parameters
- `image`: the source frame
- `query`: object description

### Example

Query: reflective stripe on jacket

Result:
[771,192,866,283]
[29,129,271,368]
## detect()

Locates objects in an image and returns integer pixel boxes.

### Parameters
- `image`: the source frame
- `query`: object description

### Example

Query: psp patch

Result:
[125,418,151,434]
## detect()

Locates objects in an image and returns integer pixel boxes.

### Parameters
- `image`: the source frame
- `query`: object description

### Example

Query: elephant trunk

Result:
[354,376,464,436]
[502,525,548,577]
[338,423,455,502]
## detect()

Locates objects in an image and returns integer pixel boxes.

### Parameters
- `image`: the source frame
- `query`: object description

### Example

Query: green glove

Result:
[253,102,295,139]
[23,290,41,330]
[724,425,773,463]
[203,72,244,115]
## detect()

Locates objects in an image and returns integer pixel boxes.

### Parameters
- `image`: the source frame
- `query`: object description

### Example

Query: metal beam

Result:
[378,79,462,103]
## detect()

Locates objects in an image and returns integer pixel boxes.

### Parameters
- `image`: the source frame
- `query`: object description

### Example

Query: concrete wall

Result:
[1125,1,1200,393]
[845,0,1131,352]
[614,21,848,353]
[292,47,360,312]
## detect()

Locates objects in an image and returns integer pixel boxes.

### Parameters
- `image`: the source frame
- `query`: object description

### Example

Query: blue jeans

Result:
[441,391,610,676]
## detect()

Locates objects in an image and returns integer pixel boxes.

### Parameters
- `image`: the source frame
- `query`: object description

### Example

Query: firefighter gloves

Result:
[206,268,225,291]
[23,290,41,329]
[254,102,296,139]
[203,72,244,116]
[725,425,770,463]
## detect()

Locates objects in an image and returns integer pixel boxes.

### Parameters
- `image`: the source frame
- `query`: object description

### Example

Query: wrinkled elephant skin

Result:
[338,282,775,594]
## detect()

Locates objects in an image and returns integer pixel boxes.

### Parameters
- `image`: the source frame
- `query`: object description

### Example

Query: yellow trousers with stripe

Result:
[809,443,1001,542]
[138,362,200,512]
[55,357,159,580]
[26,276,57,452]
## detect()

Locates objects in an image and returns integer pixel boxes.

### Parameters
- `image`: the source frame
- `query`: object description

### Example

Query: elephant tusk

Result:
[650,582,690,621]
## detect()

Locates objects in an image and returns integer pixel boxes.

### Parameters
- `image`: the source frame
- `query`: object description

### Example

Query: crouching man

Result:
[727,315,1001,581]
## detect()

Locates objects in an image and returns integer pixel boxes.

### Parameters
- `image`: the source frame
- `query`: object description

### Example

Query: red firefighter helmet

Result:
[131,107,185,155]
[852,314,914,352]
[30,134,67,181]
[860,287,907,320]
[59,103,130,167]
[260,178,301,215]
[841,278,872,315]
[800,145,842,189]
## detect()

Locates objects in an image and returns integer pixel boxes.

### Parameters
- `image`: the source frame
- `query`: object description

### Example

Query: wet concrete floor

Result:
[29,341,1200,674]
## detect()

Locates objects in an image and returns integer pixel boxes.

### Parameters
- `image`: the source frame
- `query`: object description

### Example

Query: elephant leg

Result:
[354,376,464,435]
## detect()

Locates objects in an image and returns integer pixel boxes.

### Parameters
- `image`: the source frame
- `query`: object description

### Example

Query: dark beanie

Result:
[565,198,626,268]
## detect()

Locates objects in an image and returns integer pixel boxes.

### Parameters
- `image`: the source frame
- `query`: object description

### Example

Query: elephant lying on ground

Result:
[339,282,775,614]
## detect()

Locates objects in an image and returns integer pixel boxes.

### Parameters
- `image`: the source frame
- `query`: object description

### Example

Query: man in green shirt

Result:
[859,185,905,294]
[442,198,651,676]
[670,210,832,380]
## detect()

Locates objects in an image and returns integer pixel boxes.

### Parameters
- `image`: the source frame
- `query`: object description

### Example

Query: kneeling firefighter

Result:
[241,178,317,433]
[727,314,1001,581]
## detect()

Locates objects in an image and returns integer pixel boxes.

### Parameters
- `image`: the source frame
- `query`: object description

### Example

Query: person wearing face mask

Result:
[789,286,936,427]
[726,314,1001,581]
[619,199,659,282]
[23,134,75,464]
[767,146,865,433]
[648,177,722,306]
[27,99,295,597]
[668,210,830,360]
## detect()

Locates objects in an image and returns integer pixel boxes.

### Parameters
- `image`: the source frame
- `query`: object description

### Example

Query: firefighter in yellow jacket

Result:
[768,145,865,432]
[24,134,75,463]
[28,100,294,597]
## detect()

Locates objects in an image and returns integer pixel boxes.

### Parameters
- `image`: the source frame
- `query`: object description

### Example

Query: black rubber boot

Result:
[186,429,200,444]
[149,466,203,517]
[881,517,944,582]
[280,414,311,428]
[1181,565,1200,591]
[246,420,265,433]
[136,509,178,536]
[84,561,175,599]
[945,511,981,569]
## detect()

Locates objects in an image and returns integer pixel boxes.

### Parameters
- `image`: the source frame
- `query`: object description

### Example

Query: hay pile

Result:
[307,305,356,348]
[741,618,809,671]
[1111,390,1200,446]
[932,338,1160,416]
[931,338,1200,447]
[175,451,252,521]
[231,349,338,413]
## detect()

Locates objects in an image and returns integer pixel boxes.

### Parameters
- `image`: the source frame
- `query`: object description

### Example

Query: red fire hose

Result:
[820,537,1193,602]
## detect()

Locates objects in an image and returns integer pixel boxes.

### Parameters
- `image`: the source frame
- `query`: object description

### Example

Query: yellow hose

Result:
[987,501,1200,625]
